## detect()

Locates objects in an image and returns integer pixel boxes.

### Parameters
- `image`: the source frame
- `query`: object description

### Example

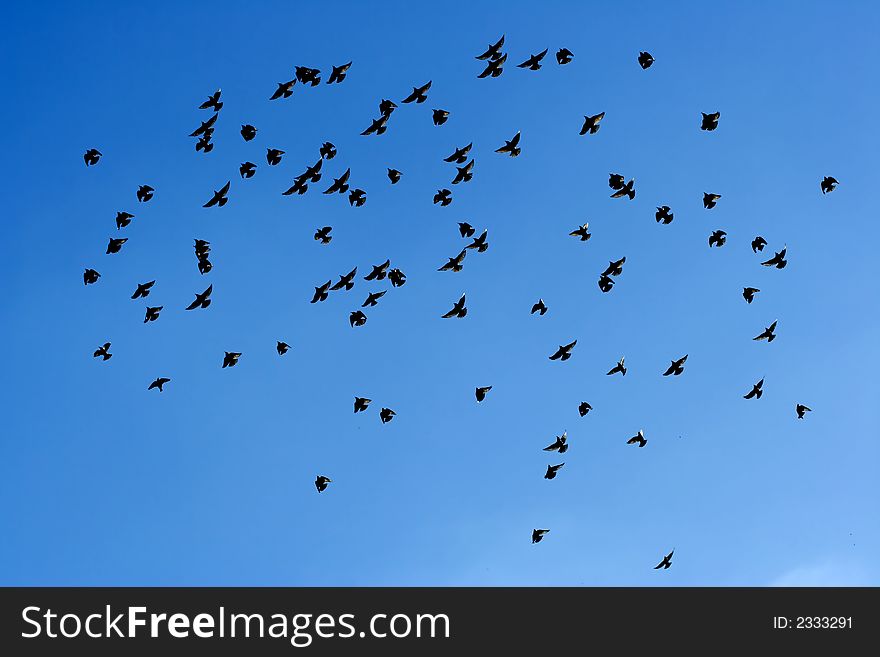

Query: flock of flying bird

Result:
[80,35,838,570]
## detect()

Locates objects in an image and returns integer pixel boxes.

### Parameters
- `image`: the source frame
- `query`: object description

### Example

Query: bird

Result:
[266,148,284,166]
[93,342,112,360]
[578,402,593,417]
[544,463,565,480]
[700,111,720,131]
[477,54,507,78]
[549,340,577,361]
[458,222,475,238]
[320,142,337,159]
[276,341,290,356]
[189,113,218,137]
[270,80,296,100]
[314,226,333,244]
[402,81,432,103]
[569,223,591,241]
[753,320,778,342]
[387,168,402,184]
[708,230,727,247]
[131,280,155,299]
[442,294,468,318]
[475,35,505,60]
[556,48,574,64]
[203,181,231,208]
[324,168,351,194]
[136,185,154,202]
[602,257,626,277]
[655,206,674,224]
[302,158,325,182]
[379,407,396,424]
[315,475,332,492]
[378,99,398,117]
[610,179,635,200]
[532,529,550,544]
[331,267,358,291]
[433,188,452,206]
[579,112,605,135]
[654,550,674,570]
[627,430,647,447]
[295,66,321,86]
[144,306,162,323]
[703,192,721,209]
[543,431,569,454]
[531,299,548,316]
[751,236,767,253]
[199,89,222,111]
[115,211,134,229]
[761,247,788,269]
[364,260,390,281]
[388,268,407,287]
[518,49,548,70]
[744,378,764,400]
[83,148,102,166]
[354,397,371,413]
[663,355,688,376]
[475,386,492,402]
[496,131,521,157]
[638,51,655,69]
[148,377,171,392]
[327,61,352,84]
[311,280,332,303]
[445,143,473,164]
[433,109,450,126]
[796,404,812,419]
[106,237,127,254]
[439,249,467,272]
[83,268,101,285]
[607,357,627,376]
[361,114,390,136]
[185,285,212,310]
[240,124,257,141]
[282,176,310,196]
[609,173,626,190]
[821,176,839,194]
[743,287,760,304]
[597,274,615,293]
[195,133,214,153]
[467,230,489,253]
[362,291,386,307]
[222,352,241,368]
[349,310,367,327]
[349,189,366,207]
[451,159,475,184]
[239,162,256,179]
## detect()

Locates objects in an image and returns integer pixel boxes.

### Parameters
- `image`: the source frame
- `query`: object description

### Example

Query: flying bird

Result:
[331,267,358,291]
[439,249,467,272]
[751,236,767,253]
[266,148,284,166]
[579,112,605,135]
[475,35,505,60]
[144,306,162,323]
[609,173,626,190]
[458,222,475,238]
[518,49,548,70]
[578,402,593,417]
[700,111,720,131]
[598,274,615,293]
[320,142,337,159]
[378,99,398,117]
[796,404,812,419]
[820,176,839,194]
[569,223,591,241]
[315,475,331,492]
[327,61,352,84]
[240,124,257,141]
[387,168,402,184]
[549,340,577,361]
[466,230,489,253]
[295,66,321,86]
[556,48,574,64]
[106,237,127,254]
[388,268,407,287]
[324,168,351,194]
[365,260,390,281]
[433,109,450,126]
[655,206,674,224]
[496,131,521,157]
[131,280,155,299]
[452,159,475,184]
[402,81,432,103]
[314,226,333,244]
[442,294,468,318]
[610,178,635,200]
[362,291,386,307]
[83,268,100,285]
[361,114,390,136]
[532,529,549,544]
[222,352,241,368]
[189,112,217,137]
[203,181,230,208]
[743,287,760,304]
[638,51,655,69]
[115,211,134,229]
[708,230,727,247]
[199,89,222,111]
[475,386,492,402]
[627,430,647,447]
[83,148,101,166]
[148,377,171,392]
[753,320,777,342]
[543,431,569,454]
[354,397,371,413]
[544,463,565,480]
[239,162,256,178]
[195,133,214,153]
[654,550,674,570]
[477,53,507,78]
[663,355,688,376]
[93,342,112,360]
[349,310,367,327]
[531,299,547,316]
[185,285,212,310]
[349,189,366,207]
[433,188,452,206]
[607,357,627,376]
[276,341,290,356]
[136,185,154,202]
[311,280,332,303]
[603,257,626,277]
[761,247,787,269]
[703,192,721,209]
[445,143,473,164]
[379,407,396,424]
[744,378,764,400]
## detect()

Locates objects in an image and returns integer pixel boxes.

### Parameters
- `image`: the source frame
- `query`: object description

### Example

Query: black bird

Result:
[610,178,635,200]
[751,236,767,253]
[609,173,626,190]
[240,162,256,179]
[703,192,721,209]
[83,148,102,166]
[753,320,777,343]
[598,274,615,293]
[475,35,505,60]
[83,268,100,285]
[199,89,222,112]
[531,299,547,316]
[467,230,489,253]
[744,378,764,400]
[444,143,473,164]
[607,357,627,376]
[361,114,389,136]
[442,294,467,318]
[663,355,688,376]
[761,247,787,269]
[743,287,760,304]
[556,48,574,64]
[627,430,647,447]
[569,223,591,241]
[282,175,310,196]
[458,222,475,238]
[708,230,727,247]
[638,51,655,69]
[796,404,812,419]
[324,168,351,194]
[148,377,171,392]
[517,48,548,70]
[314,226,333,244]
[402,81,432,103]
[579,112,605,135]
[301,158,323,183]
[496,131,521,157]
[475,386,492,402]
[378,99,398,117]
[354,397,371,413]
[195,239,212,274]
[602,257,626,277]
[365,260,390,281]
[93,342,112,360]
[433,109,450,126]
[821,176,839,194]
[137,185,154,202]
[115,211,134,229]
[349,189,366,207]
[578,402,592,417]
[222,351,241,368]
[106,237,127,254]
[327,61,352,84]
[315,475,332,492]
[195,133,214,153]
[329,268,358,293]
[266,148,284,166]
[144,306,162,323]
[549,340,577,361]
[320,142,337,159]
[543,431,568,454]
[654,550,674,570]
[189,113,218,137]
[203,181,230,208]
[349,310,367,327]
[277,341,290,356]
[388,268,407,287]
[544,463,565,479]
[477,53,507,78]
[655,206,674,224]
[362,290,386,307]
[452,159,475,184]
[240,124,257,141]
[379,407,396,424]
[387,168,402,184]
[311,280,332,303]
[295,66,321,85]
[131,280,155,299]
[532,529,549,544]
[700,112,720,131]
[439,249,467,272]
[433,188,452,206]
[185,285,212,310]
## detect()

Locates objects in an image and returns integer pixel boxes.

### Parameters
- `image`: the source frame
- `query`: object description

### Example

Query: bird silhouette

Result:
[700,112,720,131]
[607,357,627,376]
[708,230,727,247]
[466,230,489,252]
[451,159,475,184]
[532,529,550,544]
[433,109,450,126]
[364,260,390,281]
[531,299,548,315]
[820,176,839,194]
[327,62,352,84]
[266,148,284,166]
[578,402,593,417]
[518,49,548,70]
[544,463,565,479]
[744,378,764,399]
[136,185,154,202]
[602,257,626,277]
[315,475,332,492]
[475,35,505,60]
[496,131,521,157]
[654,550,674,569]
[543,431,569,454]
[239,162,256,179]
[609,173,626,190]
[222,352,241,368]
[331,267,358,291]
[115,211,134,229]
[475,386,492,402]
[751,236,767,253]
[93,342,112,360]
[549,340,577,361]
[442,294,467,318]
[663,355,688,376]
[478,54,507,78]
[796,404,812,419]
[240,124,257,141]
[349,310,367,327]
[349,189,366,207]
[556,48,574,64]
[655,206,674,224]
[270,80,296,100]
[354,397,371,413]
[144,306,162,323]
[761,247,787,269]
[324,168,351,194]
[314,226,333,244]
[580,112,605,135]
[638,51,654,69]
[83,268,101,285]
[445,143,473,164]
[199,89,222,111]
[379,407,396,424]
[434,188,452,206]
[320,142,337,159]
[106,238,127,254]
[402,81,432,103]
[610,179,635,200]
[439,249,467,272]
[458,222,475,238]
[570,223,591,241]
[378,99,398,117]
[387,168,402,184]
[131,280,155,299]
[185,285,212,310]
[361,114,390,136]
[753,320,777,342]
[362,291,386,307]
[189,113,217,137]
[276,341,290,356]
[598,274,615,293]
[203,181,230,208]
[311,280,332,303]
[83,148,102,166]
[148,377,171,392]
[388,268,407,287]
[743,287,760,304]
[627,430,647,447]
[295,66,321,86]
[703,192,721,209]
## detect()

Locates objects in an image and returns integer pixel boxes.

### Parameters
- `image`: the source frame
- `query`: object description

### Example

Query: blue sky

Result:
[1,1,877,586]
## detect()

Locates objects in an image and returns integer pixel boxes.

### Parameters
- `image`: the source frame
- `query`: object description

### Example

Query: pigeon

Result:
[655,206,674,224]
[751,236,767,253]
[663,355,688,376]
[531,299,548,316]
[796,404,812,419]
[578,402,593,417]
[654,550,674,570]
[579,112,605,135]
[349,310,367,327]
[327,61,352,84]
[93,342,112,360]
[466,230,489,253]
[532,529,550,544]
[311,280,332,303]
[627,430,647,447]
[354,397,371,413]
[753,320,777,342]
[239,162,256,179]
[378,99,398,117]
[445,143,473,164]
[477,54,507,78]
[388,268,407,287]
[402,81,432,103]
[199,89,222,111]
[331,267,358,291]
[266,148,284,166]
[556,48,574,64]
[603,257,626,277]
[314,226,333,244]
[106,237,127,254]
[598,274,615,293]
[320,142,337,159]
[349,189,366,207]
[324,168,351,194]
[203,181,231,208]
[362,291,386,307]
[638,51,655,69]
[496,131,521,156]
[744,378,764,400]
[222,352,241,368]
[543,431,569,453]
[703,192,721,209]
[549,340,577,361]
[315,476,332,492]
[439,249,467,272]
[189,113,218,137]
[148,377,171,392]
[240,124,257,141]
[387,168,402,184]
[131,280,156,299]
[379,407,396,424]
[700,112,720,131]
[364,260,390,281]
[271,79,297,100]
[743,287,760,304]
[607,357,627,376]
[475,386,492,402]
[761,247,788,269]
[458,222,475,238]
[518,49,548,70]
[609,173,626,190]
[475,35,505,60]
[452,159,475,184]
[432,109,450,126]
[433,188,452,206]
[185,285,212,310]
[136,185,154,202]
[115,211,134,229]
[361,114,390,136]
[544,463,565,480]
[144,306,162,323]
[276,341,290,356]
[569,223,591,241]
[708,230,727,247]
[83,268,101,285]
[610,179,635,200]
[442,294,468,318]
[821,176,839,194]
[83,148,101,166]
[195,133,214,153]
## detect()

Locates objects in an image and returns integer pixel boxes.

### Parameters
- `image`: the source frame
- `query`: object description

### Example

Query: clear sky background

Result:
[1,1,877,586]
